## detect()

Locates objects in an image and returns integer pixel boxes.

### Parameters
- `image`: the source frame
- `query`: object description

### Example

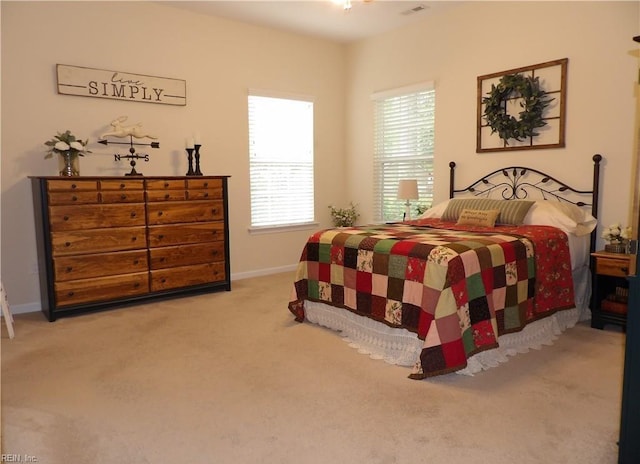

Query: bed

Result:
[289,155,602,379]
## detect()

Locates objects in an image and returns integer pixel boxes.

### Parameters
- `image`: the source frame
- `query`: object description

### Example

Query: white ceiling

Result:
[161,1,462,43]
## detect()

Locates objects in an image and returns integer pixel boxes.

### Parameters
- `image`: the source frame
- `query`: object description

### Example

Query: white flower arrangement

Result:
[328,203,359,227]
[44,130,91,159]
[601,223,632,244]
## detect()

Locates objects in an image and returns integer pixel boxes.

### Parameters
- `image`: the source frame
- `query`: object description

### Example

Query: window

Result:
[248,92,314,229]
[372,82,435,222]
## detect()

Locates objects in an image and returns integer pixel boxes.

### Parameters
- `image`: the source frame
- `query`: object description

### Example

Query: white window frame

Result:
[371,82,436,223]
[248,89,317,233]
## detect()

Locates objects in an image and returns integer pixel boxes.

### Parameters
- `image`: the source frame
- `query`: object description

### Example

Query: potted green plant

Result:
[328,203,359,227]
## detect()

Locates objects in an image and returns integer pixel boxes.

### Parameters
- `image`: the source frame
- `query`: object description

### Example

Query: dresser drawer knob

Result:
[120,183,126,189]
[160,257,166,262]
[204,192,209,198]
[211,250,218,256]
[204,182,209,187]
[158,211,163,216]
[68,291,75,297]
[65,242,71,247]
[161,278,166,283]
[71,196,78,201]
[132,236,138,242]
[158,234,164,239]
[130,212,136,218]
[164,193,170,200]
[63,216,70,221]
[133,260,139,265]
[622,267,628,274]
[133,282,140,288]
[71,184,77,190]
[164,182,169,188]
[66,266,73,272]
[212,208,218,215]
[121,194,127,200]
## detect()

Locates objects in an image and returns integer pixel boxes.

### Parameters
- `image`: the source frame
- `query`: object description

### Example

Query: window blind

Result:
[248,93,315,228]
[372,83,436,222]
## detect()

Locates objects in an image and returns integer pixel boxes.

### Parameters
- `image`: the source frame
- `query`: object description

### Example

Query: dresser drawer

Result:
[100,179,144,191]
[145,189,187,202]
[148,222,224,247]
[187,188,222,200]
[55,272,149,307]
[48,191,99,206]
[101,191,146,203]
[150,242,225,270]
[150,262,226,291]
[596,258,630,277]
[147,201,223,225]
[49,203,146,230]
[47,179,98,192]
[54,250,148,281]
[187,178,222,190]
[51,227,147,256]
[145,179,185,190]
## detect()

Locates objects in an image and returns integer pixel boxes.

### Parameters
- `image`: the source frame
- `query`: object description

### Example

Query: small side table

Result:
[591,251,630,330]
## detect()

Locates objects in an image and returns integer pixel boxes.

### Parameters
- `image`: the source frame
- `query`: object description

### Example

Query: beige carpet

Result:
[1,272,624,464]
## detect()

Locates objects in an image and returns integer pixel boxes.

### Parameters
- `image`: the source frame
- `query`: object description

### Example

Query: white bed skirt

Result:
[304,265,591,376]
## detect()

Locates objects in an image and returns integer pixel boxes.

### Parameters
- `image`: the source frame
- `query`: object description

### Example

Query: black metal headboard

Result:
[448,154,603,252]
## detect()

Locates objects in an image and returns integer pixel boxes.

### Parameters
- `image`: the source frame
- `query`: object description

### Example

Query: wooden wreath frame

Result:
[476,58,568,153]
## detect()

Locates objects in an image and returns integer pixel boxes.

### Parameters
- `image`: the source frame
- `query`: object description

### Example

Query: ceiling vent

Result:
[400,4,428,16]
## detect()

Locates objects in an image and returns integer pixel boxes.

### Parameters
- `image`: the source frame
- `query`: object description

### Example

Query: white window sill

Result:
[248,222,320,235]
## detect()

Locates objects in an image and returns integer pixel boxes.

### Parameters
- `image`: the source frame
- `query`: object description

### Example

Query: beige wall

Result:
[346,1,639,232]
[1,1,638,312]
[0,1,346,310]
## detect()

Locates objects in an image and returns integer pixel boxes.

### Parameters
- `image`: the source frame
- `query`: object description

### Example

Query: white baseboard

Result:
[7,265,299,315]
[5,302,40,315]
[231,264,297,281]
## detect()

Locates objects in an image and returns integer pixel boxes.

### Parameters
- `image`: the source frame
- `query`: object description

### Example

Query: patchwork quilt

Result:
[288,219,575,378]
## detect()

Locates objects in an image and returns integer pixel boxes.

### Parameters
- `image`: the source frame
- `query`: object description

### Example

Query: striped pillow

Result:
[442,198,535,225]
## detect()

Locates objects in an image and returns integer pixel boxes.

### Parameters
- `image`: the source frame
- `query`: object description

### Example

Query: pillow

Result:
[418,200,451,218]
[456,208,500,227]
[441,198,534,225]
[523,201,597,236]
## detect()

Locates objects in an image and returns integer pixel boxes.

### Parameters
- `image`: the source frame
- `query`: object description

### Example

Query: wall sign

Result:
[56,64,186,106]
[476,58,567,153]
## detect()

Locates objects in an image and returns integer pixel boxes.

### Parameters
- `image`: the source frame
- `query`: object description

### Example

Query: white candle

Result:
[185,137,194,149]
[194,132,202,145]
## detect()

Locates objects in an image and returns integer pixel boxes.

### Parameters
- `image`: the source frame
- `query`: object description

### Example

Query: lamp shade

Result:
[397,179,419,200]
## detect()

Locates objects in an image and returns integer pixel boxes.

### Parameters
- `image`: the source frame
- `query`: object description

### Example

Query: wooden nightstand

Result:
[591,250,631,329]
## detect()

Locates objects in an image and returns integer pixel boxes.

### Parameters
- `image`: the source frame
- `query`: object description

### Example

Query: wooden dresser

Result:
[31,176,231,321]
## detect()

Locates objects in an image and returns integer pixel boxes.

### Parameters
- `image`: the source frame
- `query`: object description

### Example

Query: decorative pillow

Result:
[456,208,500,227]
[441,198,534,225]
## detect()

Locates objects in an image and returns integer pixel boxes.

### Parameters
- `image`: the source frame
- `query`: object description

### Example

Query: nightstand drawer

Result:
[596,258,630,277]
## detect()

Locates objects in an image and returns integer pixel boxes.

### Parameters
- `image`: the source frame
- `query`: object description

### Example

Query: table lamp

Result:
[397,179,419,221]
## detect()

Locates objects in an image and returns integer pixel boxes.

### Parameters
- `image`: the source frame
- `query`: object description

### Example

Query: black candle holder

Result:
[194,144,203,176]
[185,148,194,176]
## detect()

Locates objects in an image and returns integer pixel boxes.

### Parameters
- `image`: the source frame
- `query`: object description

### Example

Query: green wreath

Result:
[482,74,553,145]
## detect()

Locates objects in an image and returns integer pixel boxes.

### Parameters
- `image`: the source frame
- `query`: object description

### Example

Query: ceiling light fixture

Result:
[332,0,352,11]
[333,0,374,12]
